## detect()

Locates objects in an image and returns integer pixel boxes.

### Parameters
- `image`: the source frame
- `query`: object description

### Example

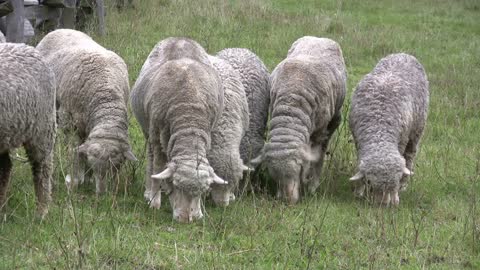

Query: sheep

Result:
[348,53,429,206]
[0,43,56,218]
[0,31,5,43]
[131,37,227,222]
[207,55,250,207]
[252,36,347,204]
[36,29,137,195]
[216,48,270,166]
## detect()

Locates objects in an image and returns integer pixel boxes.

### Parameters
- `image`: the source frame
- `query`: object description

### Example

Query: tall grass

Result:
[0,0,479,268]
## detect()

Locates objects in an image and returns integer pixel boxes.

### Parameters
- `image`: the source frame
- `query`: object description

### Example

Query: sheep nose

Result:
[373,191,391,206]
[390,191,400,206]
[284,181,300,205]
[174,211,193,223]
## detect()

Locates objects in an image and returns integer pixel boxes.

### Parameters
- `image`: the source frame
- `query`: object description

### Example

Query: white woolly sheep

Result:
[0,43,56,218]
[253,36,347,204]
[131,37,227,222]
[349,53,429,206]
[216,48,270,166]
[207,55,250,207]
[36,29,137,195]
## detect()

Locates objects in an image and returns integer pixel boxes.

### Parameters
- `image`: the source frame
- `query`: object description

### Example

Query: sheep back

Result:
[267,37,346,168]
[0,43,56,217]
[132,37,215,137]
[349,53,429,194]
[216,48,270,164]
[207,55,249,193]
[131,37,224,196]
[36,29,130,140]
[0,43,56,154]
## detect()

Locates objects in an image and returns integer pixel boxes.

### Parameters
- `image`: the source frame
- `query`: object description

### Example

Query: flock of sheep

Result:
[0,29,429,223]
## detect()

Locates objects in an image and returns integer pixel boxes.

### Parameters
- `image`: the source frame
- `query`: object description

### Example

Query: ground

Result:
[0,0,479,268]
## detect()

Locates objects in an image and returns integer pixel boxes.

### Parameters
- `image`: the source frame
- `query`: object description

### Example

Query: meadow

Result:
[1,0,479,268]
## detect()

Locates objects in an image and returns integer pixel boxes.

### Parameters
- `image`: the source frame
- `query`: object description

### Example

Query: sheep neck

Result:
[87,104,129,144]
[168,133,209,166]
[358,140,400,160]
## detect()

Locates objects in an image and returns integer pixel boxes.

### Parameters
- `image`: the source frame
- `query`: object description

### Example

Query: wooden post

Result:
[60,7,75,28]
[0,18,6,34]
[6,0,24,42]
[95,0,104,35]
[61,0,76,27]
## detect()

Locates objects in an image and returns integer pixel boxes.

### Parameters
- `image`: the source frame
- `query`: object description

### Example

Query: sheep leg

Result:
[25,143,53,218]
[400,138,419,191]
[72,147,87,186]
[144,142,154,201]
[0,152,13,211]
[306,143,326,194]
[95,173,107,195]
[306,113,342,193]
[150,144,166,209]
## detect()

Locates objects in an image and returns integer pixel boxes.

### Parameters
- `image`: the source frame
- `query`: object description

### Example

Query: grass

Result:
[1,0,479,268]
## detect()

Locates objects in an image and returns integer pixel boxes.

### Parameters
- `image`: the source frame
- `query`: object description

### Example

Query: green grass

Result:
[1,0,479,268]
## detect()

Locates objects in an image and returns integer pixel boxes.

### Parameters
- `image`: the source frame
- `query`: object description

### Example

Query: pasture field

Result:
[1,0,479,268]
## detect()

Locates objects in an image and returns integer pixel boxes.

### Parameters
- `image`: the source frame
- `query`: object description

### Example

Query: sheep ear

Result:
[152,167,174,180]
[242,164,254,172]
[403,167,413,176]
[124,150,138,162]
[302,145,320,162]
[349,171,364,181]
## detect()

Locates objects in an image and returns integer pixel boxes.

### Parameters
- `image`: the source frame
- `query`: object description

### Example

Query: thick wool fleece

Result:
[266,36,347,194]
[207,55,249,204]
[349,53,429,194]
[36,29,133,193]
[131,37,224,197]
[0,43,56,217]
[216,48,270,164]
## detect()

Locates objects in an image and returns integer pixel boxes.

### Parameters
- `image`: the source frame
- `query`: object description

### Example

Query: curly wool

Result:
[0,43,56,217]
[264,36,347,195]
[131,37,224,197]
[36,29,133,192]
[349,53,429,192]
[207,55,249,203]
[216,48,270,164]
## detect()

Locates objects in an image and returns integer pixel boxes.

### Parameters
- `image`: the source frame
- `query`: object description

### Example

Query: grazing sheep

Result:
[253,36,347,204]
[216,48,270,166]
[36,29,137,195]
[131,37,227,222]
[207,55,250,207]
[0,43,56,218]
[348,53,429,206]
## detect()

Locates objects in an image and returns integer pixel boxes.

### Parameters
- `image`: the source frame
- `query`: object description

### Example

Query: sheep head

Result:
[77,139,137,194]
[253,144,320,205]
[350,155,412,206]
[151,161,226,223]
